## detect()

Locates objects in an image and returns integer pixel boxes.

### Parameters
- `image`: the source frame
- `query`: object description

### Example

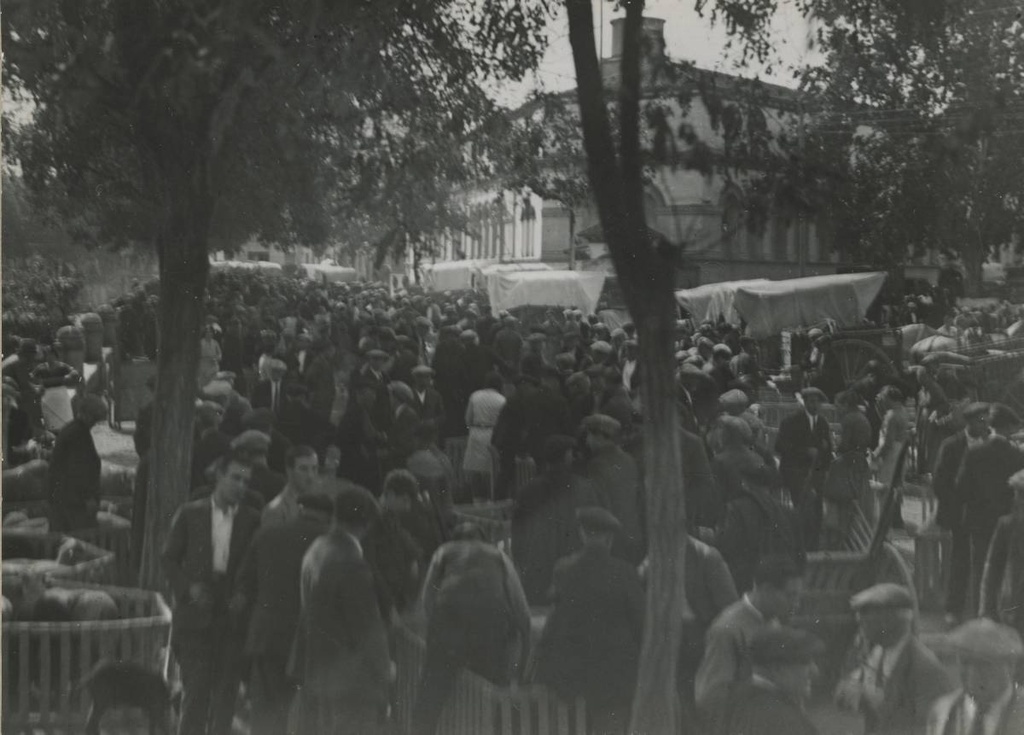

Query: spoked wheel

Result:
[1000,377,1024,418]
[828,339,894,386]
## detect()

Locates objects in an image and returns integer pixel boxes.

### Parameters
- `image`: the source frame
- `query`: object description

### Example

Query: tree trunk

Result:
[565,1,689,732]
[137,221,210,590]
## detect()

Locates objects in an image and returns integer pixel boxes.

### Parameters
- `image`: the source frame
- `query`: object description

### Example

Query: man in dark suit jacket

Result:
[47,395,107,533]
[981,474,1024,637]
[956,404,1024,609]
[533,507,645,735]
[774,387,833,546]
[410,365,445,428]
[290,486,393,734]
[162,451,262,735]
[238,492,331,735]
[250,359,291,420]
[934,402,991,620]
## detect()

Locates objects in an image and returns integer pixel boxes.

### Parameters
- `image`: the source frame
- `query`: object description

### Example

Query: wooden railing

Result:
[393,623,586,735]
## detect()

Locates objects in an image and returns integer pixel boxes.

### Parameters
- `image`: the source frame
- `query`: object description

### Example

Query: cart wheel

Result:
[1000,377,1024,417]
[829,339,894,386]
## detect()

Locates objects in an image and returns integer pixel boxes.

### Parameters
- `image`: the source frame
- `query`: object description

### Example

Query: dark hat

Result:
[590,340,613,354]
[555,353,577,371]
[989,403,1021,431]
[941,618,1024,661]
[799,387,827,402]
[411,365,435,378]
[541,434,577,465]
[849,583,915,612]
[231,430,271,453]
[582,413,622,438]
[748,627,825,667]
[964,401,991,419]
[17,338,39,356]
[713,343,732,358]
[460,329,479,341]
[576,506,622,534]
[333,486,380,526]
[719,389,750,414]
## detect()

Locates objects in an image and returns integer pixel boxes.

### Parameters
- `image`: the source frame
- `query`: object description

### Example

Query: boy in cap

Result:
[936,401,993,622]
[836,584,955,734]
[532,506,645,735]
[980,469,1024,639]
[927,619,1024,735]
[720,626,824,735]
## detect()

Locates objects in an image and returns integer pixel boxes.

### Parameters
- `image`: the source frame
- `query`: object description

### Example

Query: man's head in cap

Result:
[460,329,479,346]
[411,364,434,390]
[76,394,109,428]
[590,340,613,359]
[850,583,915,648]
[565,372,591,401]
[285,444,320,496]
[381,469,421,513]
[17,337,41,365]
[583,414,621,453]
[750,555,805,623]
[988,403,1021,437]
[799,386,827,416]
[943,619,1023,707]
[231,429,271,467]
[332,486,380,540]
[718,415,754,450]
[718,388,750,417]
[576,506,622,549]
[554,352,577,375]
[195,400,225,432]
[748,627,824,703]
[964,401,991,439]
[712,343,732,365]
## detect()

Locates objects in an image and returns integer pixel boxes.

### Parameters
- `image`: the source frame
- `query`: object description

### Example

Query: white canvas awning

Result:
[420,259,496,292]
[486,270,606,314]
[675,279,770,324]
[733,272,887,338]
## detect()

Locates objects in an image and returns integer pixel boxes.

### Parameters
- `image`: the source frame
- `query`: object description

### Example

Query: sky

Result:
[493,0,823,108]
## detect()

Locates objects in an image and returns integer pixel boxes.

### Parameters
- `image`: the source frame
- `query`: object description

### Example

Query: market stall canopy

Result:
[210,260,283,276]
[733,272,887,338]
[486,270,606,315]
[675,279,769,324]
[421,259,495,292]
[311,264,358,283]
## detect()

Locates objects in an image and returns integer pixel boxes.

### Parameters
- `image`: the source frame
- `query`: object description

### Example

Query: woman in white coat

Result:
[463,372,506,500]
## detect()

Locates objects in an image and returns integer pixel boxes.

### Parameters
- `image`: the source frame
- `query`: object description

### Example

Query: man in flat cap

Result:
[936,401,993,622]
[836,584,955,734]
[581,414,645,564]
[708,343,737,395]
[981,469,1024,638]
[956,404,1024,605]
[696,555,805,727]
[532,506,645,735]
[291,486,393,735]
[511,434,596,604]
[775,386,833,549]
[410,364,445,429]
[927,619,1024,735]
[719,626,824,735]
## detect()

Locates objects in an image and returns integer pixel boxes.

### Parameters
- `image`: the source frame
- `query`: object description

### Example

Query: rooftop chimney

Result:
[609,16,666,60]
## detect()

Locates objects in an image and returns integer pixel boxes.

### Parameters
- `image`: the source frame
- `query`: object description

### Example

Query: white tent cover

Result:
[733,272,887,338]
[486,270,606,314]
[675,279,769,324]
[210,260,283,276]
[421,259,496,292]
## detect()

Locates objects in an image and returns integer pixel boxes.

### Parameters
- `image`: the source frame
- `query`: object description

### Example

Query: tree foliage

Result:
[799,0,1024,284]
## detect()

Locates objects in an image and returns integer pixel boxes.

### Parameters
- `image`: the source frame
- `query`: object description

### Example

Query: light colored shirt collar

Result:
[963,684,1015,735]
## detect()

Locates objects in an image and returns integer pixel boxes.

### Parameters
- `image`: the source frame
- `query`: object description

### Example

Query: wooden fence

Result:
[392,623,586,735]
[1,581,171,733]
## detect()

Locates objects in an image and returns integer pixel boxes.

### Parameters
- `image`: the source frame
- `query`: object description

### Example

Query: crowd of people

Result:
[4,271,1024,735]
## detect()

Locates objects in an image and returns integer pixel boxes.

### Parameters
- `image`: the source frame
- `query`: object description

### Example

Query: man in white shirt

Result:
[262,445,319,528]
[927,619,1024,735]
[836,584,955,734]
[162,451,262,735]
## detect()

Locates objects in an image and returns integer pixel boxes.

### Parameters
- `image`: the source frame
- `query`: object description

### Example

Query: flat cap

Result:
[590,340,613,354]
[718,415,754,446]
[231,430,271,453]
[964,401,990,418]
[460,329,479,341]
[366,348,389,360]
[989,403,1021,431]
[202,380,233,399]
[748,627,825,667]
[576,506,622,534]
[719,389,750,413]
[582,413,622,437]
[268,358,288,372]
[799,387,827,402]
[414,316,432,327]
[713,343,733,357]
[850,583,915,612]
[555,353,577,370]
[610,328,626,339]
[333,485,381,526]
[411,365,435,377]
[624,339,638,349]
[527,332,547,343]
[942,618,1024,661]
